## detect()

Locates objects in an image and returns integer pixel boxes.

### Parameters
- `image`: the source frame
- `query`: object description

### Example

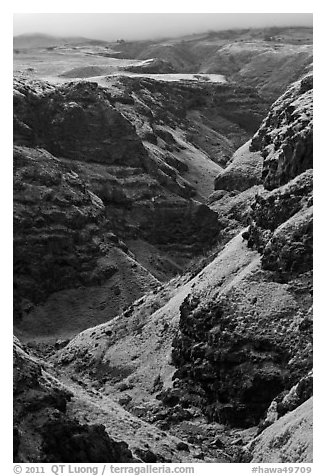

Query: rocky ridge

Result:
[250,73,313,190]
[246,74,313,281]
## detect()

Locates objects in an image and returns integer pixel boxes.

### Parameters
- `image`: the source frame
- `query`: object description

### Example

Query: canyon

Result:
[13,26,313,464]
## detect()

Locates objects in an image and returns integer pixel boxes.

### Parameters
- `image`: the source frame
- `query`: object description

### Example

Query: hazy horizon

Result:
[13,13,313,42]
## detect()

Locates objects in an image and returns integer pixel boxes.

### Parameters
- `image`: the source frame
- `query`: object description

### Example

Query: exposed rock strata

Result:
[14,79,147,166]
[170,268,312,427]
[14,146,112,316]
[245,168,312,281]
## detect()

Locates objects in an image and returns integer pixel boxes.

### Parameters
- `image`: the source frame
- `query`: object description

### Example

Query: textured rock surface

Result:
[13,145,159,331]
[250,74,313,191]
[170,266,312,427]
[14,79,147,166]
[13,145,109,315]
[207,186,263,230]
[245,171,312,283]
[243,74,313,282]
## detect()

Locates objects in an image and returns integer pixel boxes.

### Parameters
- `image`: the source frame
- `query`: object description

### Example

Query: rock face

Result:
[13,145,159,328]
[170,270,312,427]
[14,79,147,166]
[250,74,313,191]
[13,145,108,318]
[246,79,313,282]
[246,170,312,281]
[245,75,313,280]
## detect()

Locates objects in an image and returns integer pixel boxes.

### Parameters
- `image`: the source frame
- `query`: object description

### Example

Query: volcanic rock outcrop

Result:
[250,73,313,190]
[13,144,162,339]
[246,74,313,281]
[14,146,114,312]
[14,79,147,165]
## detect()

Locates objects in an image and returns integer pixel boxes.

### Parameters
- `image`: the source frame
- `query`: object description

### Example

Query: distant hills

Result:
[13,33,110,49]
[13,26,313,50]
